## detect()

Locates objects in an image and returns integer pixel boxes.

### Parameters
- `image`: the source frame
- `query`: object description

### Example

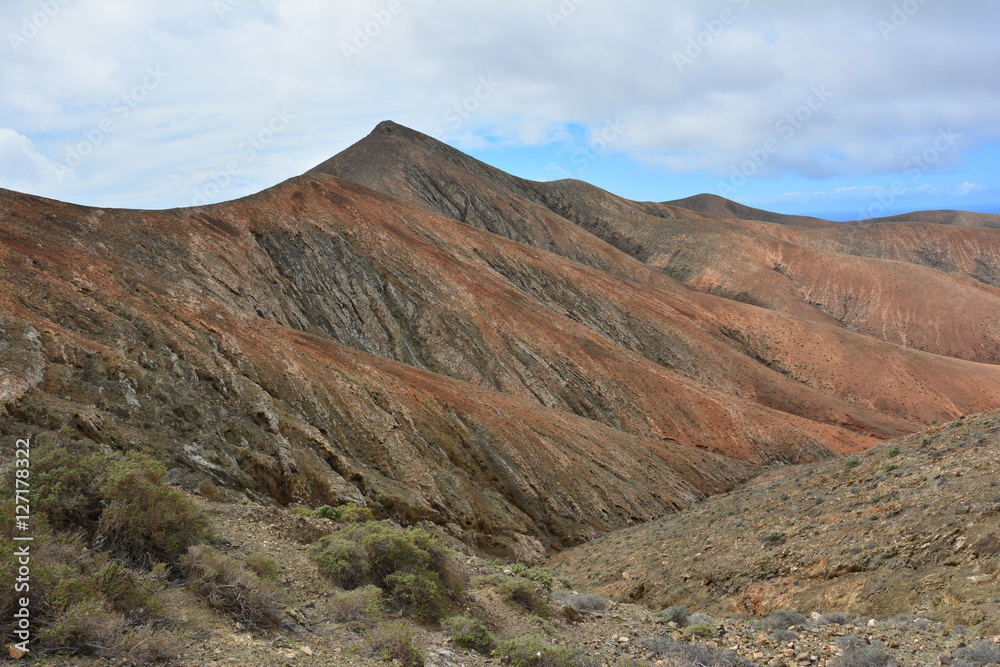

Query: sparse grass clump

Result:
[443,614,495,654]
[364,619,424,667]
[953,640,1000,666]
[243,553,279,581]
[509,563,556,593]
[653,604,690,626]
[758,609,809,630]
[835,642,896,667]
[640,635,749,666]
[816,611,850,626]
[760,531,787,548]
[686,622,716,638]
[181,545,286,631]
[496,636,578,667]
[496,576,550,617]
[562,593,607,613]
[327,585,384,631]
[309,522,464,622]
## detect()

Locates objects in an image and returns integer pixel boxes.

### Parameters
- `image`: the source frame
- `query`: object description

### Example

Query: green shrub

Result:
[1,524,174,659]
[844,458,861,470]
[384,568,447,623]
[310,522,464,622]
[443,614,495,654]
[97,452,212,568]
[328,585,384,631]
[182,545,286,631]
[497,577,550,617]
[886,446,900,458]
[364,619,424,667]
[30,443,104,532]
[313,502,375,523]
[309,534,371,588]
[686,622,716,638]
[510,564,555,593]
[36,598,126,654]
[496,637,577,667]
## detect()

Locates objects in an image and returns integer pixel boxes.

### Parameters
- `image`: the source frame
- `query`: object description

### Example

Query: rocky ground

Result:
[553,411,1000,640]
[37,472,1000,666]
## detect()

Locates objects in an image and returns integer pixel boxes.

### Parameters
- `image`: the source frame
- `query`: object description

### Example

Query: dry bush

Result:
[182,545,286,631]
[364,619,424,667]
[328,585,384,631]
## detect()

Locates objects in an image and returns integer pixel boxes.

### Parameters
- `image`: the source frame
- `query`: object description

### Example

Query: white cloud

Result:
[953,181,988,196]
[0,128,59,191]
[0,0,997,207]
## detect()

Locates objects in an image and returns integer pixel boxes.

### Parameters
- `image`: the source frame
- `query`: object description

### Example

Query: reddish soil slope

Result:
[2,121,998,555]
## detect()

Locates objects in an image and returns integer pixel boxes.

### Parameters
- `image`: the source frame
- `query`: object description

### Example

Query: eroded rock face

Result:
[2,122,999,555]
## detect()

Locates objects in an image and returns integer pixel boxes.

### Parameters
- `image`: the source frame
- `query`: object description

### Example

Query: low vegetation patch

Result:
[496,636,578,667]
[364,619,425,667]
[561,593,607,613]
[834,642,896,667]
[496,576,551,617]
[181,545,286,631]
[640,635,749,666]
[0,434,213,661]
[310,521,464,622]
[327,585,385,631]
[313,502,375,523]
[757,608,809,631]
[653,604,690,626]
[443,614,495,654]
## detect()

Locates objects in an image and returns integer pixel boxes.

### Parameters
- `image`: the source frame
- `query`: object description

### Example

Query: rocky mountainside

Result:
[552,410,1000,633]
[2,121,1000,558]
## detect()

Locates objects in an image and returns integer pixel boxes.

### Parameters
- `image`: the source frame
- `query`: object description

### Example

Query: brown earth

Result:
[552,410,1000,635]
[2,121,1000,558]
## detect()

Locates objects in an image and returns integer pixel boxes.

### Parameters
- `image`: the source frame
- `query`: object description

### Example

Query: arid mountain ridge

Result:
[2,120,999,558]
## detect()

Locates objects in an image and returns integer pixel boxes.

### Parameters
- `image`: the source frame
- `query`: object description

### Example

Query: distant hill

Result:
[663,193,835,228]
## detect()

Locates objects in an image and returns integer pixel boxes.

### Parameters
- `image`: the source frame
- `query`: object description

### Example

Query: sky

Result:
[1,0,998,221]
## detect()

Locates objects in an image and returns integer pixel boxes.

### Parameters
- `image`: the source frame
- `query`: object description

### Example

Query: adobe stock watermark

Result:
[430,75,501,139]
[7,0,70,52]
[854,127,959,220]
[213,0,243,20]
[878,0,930,40]
[8,437,33,659]
[190,107,294,206]
[547,116,629,178]
[340,0,403,62]
[51,66,167,182]
[717,84,833,197]
[546,0,586,30]
[673,0,751,72]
